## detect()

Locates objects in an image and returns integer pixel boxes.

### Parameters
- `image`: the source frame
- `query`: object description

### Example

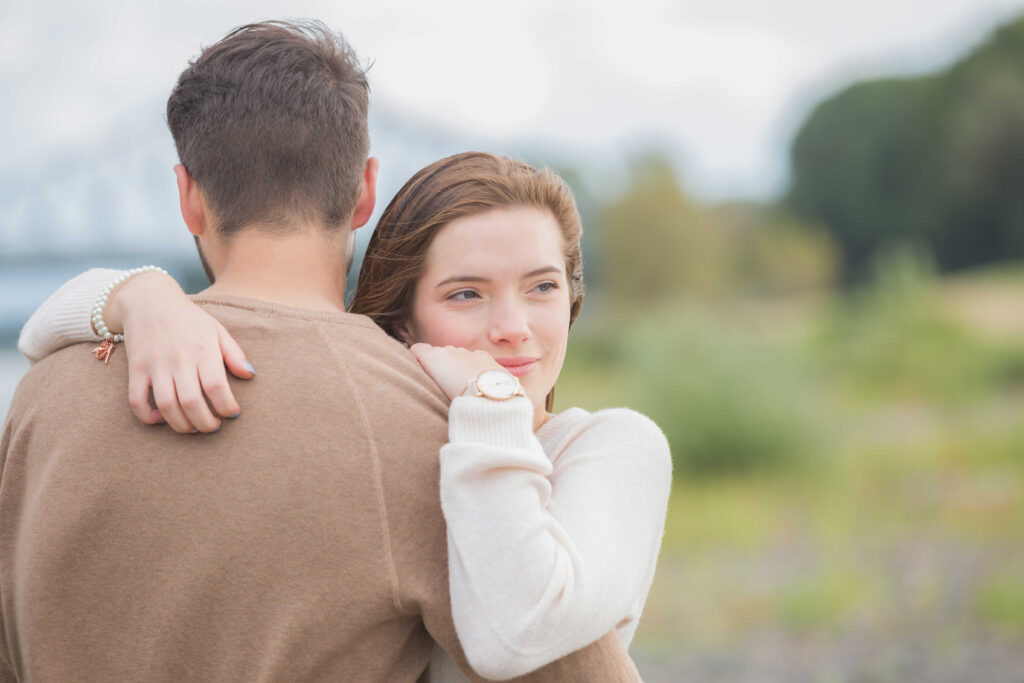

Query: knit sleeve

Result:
[17,268,125,363]
[439,399,672,680]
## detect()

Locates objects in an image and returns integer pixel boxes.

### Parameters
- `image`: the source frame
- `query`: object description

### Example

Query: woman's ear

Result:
[394,320,416,347]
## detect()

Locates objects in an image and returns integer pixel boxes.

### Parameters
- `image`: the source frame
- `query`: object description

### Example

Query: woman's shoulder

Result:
[546,405,665,440]
[540,406,672,473]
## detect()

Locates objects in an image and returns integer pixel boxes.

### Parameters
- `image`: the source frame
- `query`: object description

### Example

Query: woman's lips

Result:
[496,357,540,377]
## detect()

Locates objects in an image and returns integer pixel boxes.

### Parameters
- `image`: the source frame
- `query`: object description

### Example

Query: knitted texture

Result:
[440,397,672,679]
[18,268,121,362]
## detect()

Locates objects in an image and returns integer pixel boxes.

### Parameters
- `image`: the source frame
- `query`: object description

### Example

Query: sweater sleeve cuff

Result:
[18,268,125,362]
[447,395,538,451]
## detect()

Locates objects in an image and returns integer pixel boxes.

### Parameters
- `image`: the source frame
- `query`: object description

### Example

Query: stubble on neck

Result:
[197,224,353,313]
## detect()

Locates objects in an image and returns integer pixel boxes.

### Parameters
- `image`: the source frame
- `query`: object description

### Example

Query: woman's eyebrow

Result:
[434,266,563,289]
[523,266,562,278]
[435,275,487,288]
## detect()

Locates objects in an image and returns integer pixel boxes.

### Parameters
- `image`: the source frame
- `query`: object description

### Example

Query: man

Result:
[0,20,639,682]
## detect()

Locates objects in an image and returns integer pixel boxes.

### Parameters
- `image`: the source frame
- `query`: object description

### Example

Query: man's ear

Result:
[351,157,379,229]
[174,164,207,237]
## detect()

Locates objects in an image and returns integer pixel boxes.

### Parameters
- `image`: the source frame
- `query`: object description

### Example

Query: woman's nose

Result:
[489,300,531,346]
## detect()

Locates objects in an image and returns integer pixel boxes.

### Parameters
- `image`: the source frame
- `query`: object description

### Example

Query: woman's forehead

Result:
[425,207,565,269]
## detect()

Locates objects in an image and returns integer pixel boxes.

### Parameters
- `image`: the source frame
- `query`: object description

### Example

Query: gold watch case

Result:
[470,369,525,400]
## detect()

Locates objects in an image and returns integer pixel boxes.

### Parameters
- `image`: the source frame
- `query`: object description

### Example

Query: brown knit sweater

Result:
[0,296,639,682]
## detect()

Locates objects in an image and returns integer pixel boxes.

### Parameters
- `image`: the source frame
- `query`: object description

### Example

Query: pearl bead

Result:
[90,266,167,352]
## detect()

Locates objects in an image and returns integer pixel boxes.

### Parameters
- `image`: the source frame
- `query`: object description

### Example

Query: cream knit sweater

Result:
[19,269,673,682]
[17,268,120,362]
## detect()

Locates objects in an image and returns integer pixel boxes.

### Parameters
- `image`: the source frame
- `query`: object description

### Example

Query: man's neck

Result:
[201,228,350,313]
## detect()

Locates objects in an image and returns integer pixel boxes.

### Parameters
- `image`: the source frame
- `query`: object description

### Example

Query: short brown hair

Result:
[350,152,585,411]
[166,20,369,236]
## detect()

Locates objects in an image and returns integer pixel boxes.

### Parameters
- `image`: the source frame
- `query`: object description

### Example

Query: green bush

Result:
[974,575,1024,632]
[814,248,1024,402]
[563,309,822,478]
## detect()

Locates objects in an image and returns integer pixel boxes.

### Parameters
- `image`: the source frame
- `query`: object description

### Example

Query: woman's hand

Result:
[103,271,255,433]
[408,343,506,402]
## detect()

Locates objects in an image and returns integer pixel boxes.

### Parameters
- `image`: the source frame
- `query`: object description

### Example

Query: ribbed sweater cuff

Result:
[447,396,537,450]
[19,268,122,362]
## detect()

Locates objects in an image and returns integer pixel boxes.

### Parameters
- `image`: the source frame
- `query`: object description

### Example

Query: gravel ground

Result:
[634,632,1024,682]
[631,515,1024,682]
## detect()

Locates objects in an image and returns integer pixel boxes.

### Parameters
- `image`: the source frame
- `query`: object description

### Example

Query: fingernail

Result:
[229,411,240,420]
[190,429,199,434]
[213,424,222,433]
[244,361,256,376]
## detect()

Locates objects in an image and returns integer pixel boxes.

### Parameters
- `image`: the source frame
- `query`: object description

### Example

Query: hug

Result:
[2,19,670,682]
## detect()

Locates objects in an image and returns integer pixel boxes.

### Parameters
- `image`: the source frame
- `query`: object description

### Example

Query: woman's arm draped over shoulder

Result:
[17,267,253,433]
[18,268,124,363]
[440,398,672,680]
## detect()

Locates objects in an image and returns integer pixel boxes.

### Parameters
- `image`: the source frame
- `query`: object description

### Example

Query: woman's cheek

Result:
[426,309,478,348]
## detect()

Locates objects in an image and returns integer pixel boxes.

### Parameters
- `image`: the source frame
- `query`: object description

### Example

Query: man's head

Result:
[166,20,375,279]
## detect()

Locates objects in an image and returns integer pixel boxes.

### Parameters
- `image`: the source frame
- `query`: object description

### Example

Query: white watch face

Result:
[477,370,520,399]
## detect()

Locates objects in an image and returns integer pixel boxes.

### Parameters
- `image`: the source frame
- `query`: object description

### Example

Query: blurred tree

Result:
[943,41,1024,267]
[789,78,939,280]
[601,155,733,303]
[789,14,1024,281]
[599,154,838,304]
[718,203,839,296]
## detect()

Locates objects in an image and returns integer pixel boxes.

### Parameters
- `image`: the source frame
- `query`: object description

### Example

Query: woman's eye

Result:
[533,281,559,294]
[447,290,480,301]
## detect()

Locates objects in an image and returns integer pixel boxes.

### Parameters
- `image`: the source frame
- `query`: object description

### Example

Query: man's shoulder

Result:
[16,341,122,396]
[190,296,384,339]
[187,297,449,432]
[3,342,120,445]
[191,296,424,372]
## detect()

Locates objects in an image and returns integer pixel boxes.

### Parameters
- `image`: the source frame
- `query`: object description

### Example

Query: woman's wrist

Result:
[99,269,179,335]
[447,395,538,450]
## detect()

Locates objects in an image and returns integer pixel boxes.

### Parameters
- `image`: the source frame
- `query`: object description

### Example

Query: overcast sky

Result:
[4,0,1024,200]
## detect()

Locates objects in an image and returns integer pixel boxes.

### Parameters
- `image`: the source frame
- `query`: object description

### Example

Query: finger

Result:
[408,345,441,377]
[127,369,164,425]
[217,322,255,380]
[174,369,221,433]
[152,374,194,434]
[408,342,431,359]
[198,355,241,420]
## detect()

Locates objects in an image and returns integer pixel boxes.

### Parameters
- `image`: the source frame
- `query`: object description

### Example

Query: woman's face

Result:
[404,207,572,411]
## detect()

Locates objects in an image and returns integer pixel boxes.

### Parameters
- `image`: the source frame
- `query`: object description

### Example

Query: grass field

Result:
[557,263,1024,681]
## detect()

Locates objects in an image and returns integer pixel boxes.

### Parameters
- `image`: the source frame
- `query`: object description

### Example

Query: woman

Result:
[20,152,672,681]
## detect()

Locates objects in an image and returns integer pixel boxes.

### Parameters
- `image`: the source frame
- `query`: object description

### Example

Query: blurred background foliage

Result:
[546,13,1024,679]
[789,15,1024,281]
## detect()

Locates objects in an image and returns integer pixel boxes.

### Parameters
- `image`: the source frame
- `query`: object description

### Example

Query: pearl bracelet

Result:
[91,265,168,363]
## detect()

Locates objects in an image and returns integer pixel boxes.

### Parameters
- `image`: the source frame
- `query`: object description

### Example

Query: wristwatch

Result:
[467,369,526,401]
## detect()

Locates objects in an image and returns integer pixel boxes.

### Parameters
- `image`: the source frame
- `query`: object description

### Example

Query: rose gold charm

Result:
[92,340,115,364]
